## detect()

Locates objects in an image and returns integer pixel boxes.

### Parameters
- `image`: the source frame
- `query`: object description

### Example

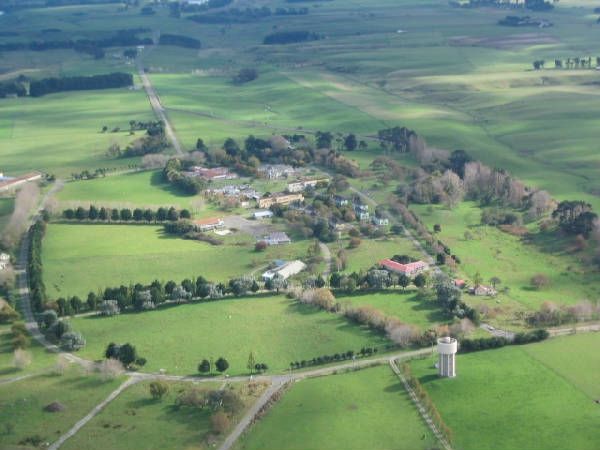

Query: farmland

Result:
[42,223,312,298]
[71,294,389,375]
[411,335,600,450]
[236,366,435,450]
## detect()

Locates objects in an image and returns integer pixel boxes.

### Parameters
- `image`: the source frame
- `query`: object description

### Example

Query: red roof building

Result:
[379,259,429,277]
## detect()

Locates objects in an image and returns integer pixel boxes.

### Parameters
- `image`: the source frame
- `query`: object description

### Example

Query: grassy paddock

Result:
[71,295,389,375]
[411,340,600,450]
[236,365,435,450]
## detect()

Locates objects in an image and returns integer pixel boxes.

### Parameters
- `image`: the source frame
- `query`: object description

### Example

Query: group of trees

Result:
[62,205,190,223]
[289,347,382,370]
[526,300,600,327]
[0,79,27,98]
[533,57,599,70]
[188,6,308,24]
[158,34,201,49]
[29,72,133,97]
[460,329,548,352]
[38,309,86,351]
[552,200,597,237]
[105,342,145,369]
[498,15,550,27]
[232,68,258,85]
[28,220,47,312]
[457,0,553,11]
[111,120,169,159]
[163,158,207,195]
[263,30,321,45]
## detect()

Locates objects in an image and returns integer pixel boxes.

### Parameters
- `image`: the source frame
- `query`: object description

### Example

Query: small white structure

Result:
[437,337,457,378]
[0,253,10,270]
[262,260,306,281]
[253,210,274,220]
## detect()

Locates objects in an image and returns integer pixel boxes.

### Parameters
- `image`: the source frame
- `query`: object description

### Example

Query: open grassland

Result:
[337,291,448,329]
[62,380,263,450]
[71,295,389,376]
[411,340,600,450]
[0,197,15,232]
[0,370,123,449]
[236,365,435,450]
[0,324,58,381]
[412,202,600,311]
[42,224,312,298]
[0,88,153,177]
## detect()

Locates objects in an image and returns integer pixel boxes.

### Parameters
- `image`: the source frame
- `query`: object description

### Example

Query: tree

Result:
[315,131,333,149]
[75,206,87,220]
[149,380,169,400]
[196,138,207,152]
[473,272,483,288]
[531,273,550,290]
[247,351,256,374]
[398,274,411,291]
[433,224,441,233]
[344,134,357,151]
[449,150,472,178]
[133,208,144,221]
[118,343,138,367]
[60,331,86,351]
[198,359,211,374]
[413,273,427,289]
[88,205,99,220]
[111,208,120,221]
[120,208,132,221]
[255,241,267,252]
[232,68,258,84]
[215,357,229,373]
[489,277,501,289]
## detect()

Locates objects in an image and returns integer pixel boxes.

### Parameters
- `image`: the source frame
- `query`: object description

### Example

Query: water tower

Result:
[437,337,457,378]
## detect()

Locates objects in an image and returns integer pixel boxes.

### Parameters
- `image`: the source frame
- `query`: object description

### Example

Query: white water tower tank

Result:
[437,337,457,378]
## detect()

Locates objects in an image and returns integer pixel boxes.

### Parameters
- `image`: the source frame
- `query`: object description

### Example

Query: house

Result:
[253,210,274,220]
[334,196,349,207]
[262,260,306,281]
[470,285,497,297]
[0,253,10,270]
[189,166,237,181]
[0,171,42,192]
[258,193,304,209]
[357,211,370,222]
[258,164,296,180]
[372,216,389,226]
[379,259,429,277]
[193,217,225,232]
[287,178,330,193]
[263,231,291,245]
[454,279,467,289]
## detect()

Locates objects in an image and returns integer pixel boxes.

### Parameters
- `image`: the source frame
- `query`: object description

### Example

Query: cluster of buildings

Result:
[205,184,262,208]
[257,164,298,180]
[258,193,304,209]
[0,253,10,271]
[287,177,330,193]
[185,166,238,181]
[334,196,389,226]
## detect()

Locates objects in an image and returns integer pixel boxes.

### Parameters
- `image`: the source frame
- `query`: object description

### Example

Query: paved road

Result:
[48,377,141,450]
[137,61,184,155]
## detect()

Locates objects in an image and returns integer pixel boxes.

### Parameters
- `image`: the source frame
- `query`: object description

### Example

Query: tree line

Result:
[61,205,190,223]
[459,329,548,352]
[159,34,201,49]
[30,72,133,97]
[28,220,47,313]
[263,30,321,45]
[533,57,600,70]
[188,6,308,24]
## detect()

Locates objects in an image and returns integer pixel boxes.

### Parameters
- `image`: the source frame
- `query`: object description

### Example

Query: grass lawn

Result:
[62,380,265,450]
[337,291,449,329]
[42,223,312,298]
[0,324,59,381]
[0,369,123,448]
[236,365,435,450]
[411,342,600,450]
[71,295,390,375]
[412,202,600,312]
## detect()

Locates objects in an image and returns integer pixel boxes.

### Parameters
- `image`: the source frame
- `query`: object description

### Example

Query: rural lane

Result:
[137,61,184,155]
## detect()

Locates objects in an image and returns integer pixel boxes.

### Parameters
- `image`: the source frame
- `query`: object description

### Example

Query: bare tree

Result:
[1,183,41,248]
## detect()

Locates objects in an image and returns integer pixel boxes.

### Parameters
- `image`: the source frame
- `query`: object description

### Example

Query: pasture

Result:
[0,197,14,232]
[0,324,58,381]
[412,202,600,312]
[42,223,311,298]
[71,295,390,375]
[236,365,435,450]
[411,339,600,450]
[0,370,123,449]
[61,380,264,450]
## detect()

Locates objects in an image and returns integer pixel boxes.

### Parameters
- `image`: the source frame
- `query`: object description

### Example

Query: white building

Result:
[263,232,291,245]
[437,337,457,378]
[262,260,306,281]
[0,253,10,270]
[253,210,274,220]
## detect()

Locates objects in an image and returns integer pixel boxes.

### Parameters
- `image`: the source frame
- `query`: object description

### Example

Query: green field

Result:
[42,223,311,298]
[0,370,123,448]
[338,291,448,329]
[0,197,15,232]
[62,380,262,450]
[236,365,435,450]
[411,337,600,450]
[71,295,389,375]
[336,236,423,274]
[412,202,600,313]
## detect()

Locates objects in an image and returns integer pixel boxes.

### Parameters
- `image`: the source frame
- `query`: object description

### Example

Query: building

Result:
[0,172,42,192]
[263,231,291,245]
[454,279,467,289]
[470,285,497,297]
[437,337,457,378]
[253,210,274,220]
[0,253,10,270]
[262,260,306,281]
[357,211,370,222]
[258,193,304,209]
[379,259,428,277]
[193,217,225,232]
[287,178,330,193]
[334,196,349,207]
[189,166,237,181]
[372,216,389,226]
[258,164,296,180]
